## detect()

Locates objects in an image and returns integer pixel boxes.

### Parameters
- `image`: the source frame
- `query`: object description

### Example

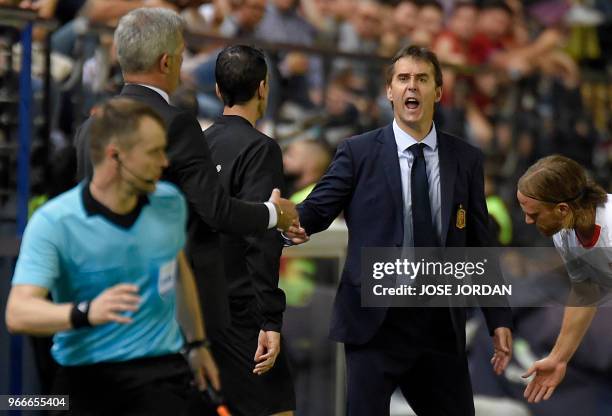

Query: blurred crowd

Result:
[2,0,610,208]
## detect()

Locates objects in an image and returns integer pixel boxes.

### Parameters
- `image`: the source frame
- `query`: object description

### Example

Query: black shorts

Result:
[50,353,218,416]
[211,320,296,416]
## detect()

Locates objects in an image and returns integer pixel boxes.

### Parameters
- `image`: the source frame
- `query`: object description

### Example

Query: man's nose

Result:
[525,215,534,224]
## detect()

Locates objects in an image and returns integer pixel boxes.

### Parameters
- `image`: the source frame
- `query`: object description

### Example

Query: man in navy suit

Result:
[288,46,514,415]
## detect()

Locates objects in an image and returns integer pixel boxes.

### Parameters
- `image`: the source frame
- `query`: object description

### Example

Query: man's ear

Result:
[258,80,266,99]
[105,142,120,163]
[160,53,171,74]
[386,84,393,102]
[215,83,222,100]
[434,86,443,103]
[556,202,571,217]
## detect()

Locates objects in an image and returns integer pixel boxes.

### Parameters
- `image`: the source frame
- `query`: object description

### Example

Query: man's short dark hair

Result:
[480,0,512,15]
[452,1,478,13]
[215,45,268,107]
[417,0,443,13]
[385,45,443,87]
[90,98,165,166]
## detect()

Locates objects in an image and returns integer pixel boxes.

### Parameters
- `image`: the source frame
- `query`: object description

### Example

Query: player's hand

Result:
[269,188,299,232]
[253,330,280,375]
[490,326,512,375]
[188,346,221,391]
[522,356,567,403]
[89,284,140,325]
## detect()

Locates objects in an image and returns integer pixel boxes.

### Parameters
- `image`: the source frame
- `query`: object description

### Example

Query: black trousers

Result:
[344,308,475,416]
[50,354,217,416]
[210,298,296,416]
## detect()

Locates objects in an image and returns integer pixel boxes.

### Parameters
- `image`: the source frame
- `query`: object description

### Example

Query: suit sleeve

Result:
[468,150,514,334]
[236,141,286,331]
[466,150,493,248]
[298,140,354,235]
[164,113,269,234]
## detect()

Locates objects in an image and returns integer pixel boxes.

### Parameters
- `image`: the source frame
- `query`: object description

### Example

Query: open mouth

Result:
[404,97,420,110]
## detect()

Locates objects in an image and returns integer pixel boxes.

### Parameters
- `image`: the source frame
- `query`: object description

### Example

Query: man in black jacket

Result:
[74,8,298,332]
[204,44,294,416]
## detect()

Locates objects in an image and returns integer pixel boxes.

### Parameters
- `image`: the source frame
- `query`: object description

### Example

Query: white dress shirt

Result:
[393,120,442,246]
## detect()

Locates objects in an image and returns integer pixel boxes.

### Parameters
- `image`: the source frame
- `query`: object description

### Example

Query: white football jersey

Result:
[553,194,612,288]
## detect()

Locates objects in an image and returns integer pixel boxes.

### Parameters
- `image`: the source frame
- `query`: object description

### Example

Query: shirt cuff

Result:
[262,321,283,332]
[281,232,295,247]
[264,201,277,229]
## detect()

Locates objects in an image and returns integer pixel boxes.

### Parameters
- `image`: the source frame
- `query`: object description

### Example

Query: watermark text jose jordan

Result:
[371,258,512,296]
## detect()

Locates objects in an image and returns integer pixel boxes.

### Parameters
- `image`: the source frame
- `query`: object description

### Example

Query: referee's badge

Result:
[456,204,466,229]
[158,258,177,296]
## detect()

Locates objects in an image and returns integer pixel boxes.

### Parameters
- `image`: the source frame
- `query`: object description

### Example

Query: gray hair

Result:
[114,8,185,73]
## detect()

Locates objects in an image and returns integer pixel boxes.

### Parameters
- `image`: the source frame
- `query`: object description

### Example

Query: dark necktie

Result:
[409,143,438,247]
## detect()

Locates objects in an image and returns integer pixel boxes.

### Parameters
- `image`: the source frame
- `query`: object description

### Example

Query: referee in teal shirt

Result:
[6,98,220,415]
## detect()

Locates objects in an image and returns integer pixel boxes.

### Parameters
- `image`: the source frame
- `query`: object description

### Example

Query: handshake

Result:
[268,189,308,244]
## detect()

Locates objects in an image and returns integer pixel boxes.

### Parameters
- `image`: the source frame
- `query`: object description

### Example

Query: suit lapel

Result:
[379,125,404,228]
[438,133,457,246]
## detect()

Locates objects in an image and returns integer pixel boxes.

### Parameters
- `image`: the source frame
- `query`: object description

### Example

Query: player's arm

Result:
[238,141,286,332]
[5,210,72,336]
[235,141,286,374]
[6,283,141,336]
[466,148,513,372]
[175,250,207,343]
[175,250,220,391]
[550,304,597,364]
[546,281,599,364]
[6,210,140,336]
[523,282,598,403]
[296,139,355,236]
[547,280,599,363]
[6,285,72,336]
[167,114,297,233]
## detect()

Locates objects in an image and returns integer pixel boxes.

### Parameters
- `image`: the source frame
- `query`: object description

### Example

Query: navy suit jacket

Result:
[298,124,513,351]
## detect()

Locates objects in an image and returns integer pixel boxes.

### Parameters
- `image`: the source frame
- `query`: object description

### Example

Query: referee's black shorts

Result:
[50,353,217,416]
[211,314,296,416]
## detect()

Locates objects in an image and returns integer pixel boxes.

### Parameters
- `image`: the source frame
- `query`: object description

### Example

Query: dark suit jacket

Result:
[74,84,270,330]
[298,124,513,352]
[205,115,286,331]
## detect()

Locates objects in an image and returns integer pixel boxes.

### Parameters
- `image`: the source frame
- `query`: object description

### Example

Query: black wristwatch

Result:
[183,339,211,353]
[70,300,92,329]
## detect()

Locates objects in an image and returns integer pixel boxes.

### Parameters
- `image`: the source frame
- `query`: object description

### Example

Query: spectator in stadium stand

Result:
[412,0,444,48]
[255,0,323,115]
[432,1,478,107]
[380,0,419,55]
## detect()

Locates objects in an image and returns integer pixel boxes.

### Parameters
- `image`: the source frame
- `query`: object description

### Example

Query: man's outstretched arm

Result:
[522,302,597,403]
